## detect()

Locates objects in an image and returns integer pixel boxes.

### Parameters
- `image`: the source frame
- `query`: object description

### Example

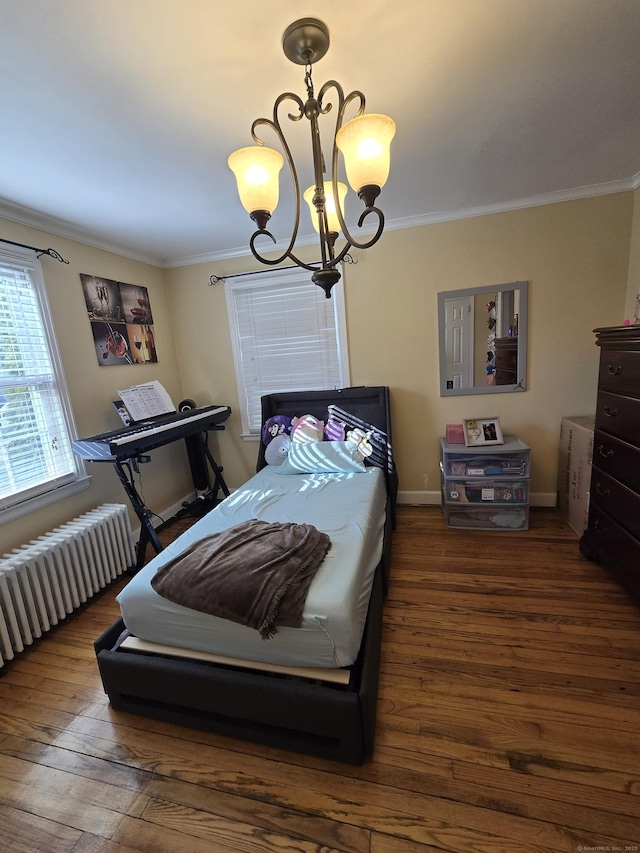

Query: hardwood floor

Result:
[1,506,639,852]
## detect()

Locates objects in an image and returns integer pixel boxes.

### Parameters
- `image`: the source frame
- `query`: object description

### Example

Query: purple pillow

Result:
[262,415,292,446]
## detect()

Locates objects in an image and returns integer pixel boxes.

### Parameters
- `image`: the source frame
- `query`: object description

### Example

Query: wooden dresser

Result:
[579,325,640,604]
[494,336,518,385]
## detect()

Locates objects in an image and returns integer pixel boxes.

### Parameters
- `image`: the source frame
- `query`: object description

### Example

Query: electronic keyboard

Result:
[72,405,231,461]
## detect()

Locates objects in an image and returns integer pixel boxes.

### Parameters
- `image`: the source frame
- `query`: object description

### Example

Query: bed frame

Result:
[94,386,396,764]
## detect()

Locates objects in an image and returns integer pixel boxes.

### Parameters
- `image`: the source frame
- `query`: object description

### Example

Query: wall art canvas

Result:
[80,274,157,366]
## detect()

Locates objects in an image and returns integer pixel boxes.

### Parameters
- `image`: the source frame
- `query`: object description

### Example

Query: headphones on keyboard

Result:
[178,399,197,412]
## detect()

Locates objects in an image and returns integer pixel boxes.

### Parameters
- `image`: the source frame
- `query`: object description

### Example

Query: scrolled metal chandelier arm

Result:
[247,93,323,274]
[318,79,358,265]
[313,85,387,257]
[327,88,386,253]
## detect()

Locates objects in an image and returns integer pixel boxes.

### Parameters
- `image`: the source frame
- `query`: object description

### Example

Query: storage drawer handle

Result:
[603,405,618,417]
[606,364,622,375]
[594,482,610,498]
[597,445,614,458]
[593,518,608,534]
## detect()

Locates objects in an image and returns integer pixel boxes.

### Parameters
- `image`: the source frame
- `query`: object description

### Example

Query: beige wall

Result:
[166,192,633,503]
[0,219,191,555]
[0,189,633,552]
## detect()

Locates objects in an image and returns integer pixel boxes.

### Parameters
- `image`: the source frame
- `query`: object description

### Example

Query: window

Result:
[225,267,350,436]
[0,246,86,523]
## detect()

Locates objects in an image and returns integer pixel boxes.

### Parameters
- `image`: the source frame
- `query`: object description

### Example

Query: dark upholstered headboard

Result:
[256,386,397,512]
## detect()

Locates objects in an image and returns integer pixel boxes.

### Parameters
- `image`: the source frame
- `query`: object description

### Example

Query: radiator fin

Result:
[0,504,134,666]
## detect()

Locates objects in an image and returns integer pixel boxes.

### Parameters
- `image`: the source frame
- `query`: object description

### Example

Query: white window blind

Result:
[0,249,84,519]
[225,268,350,435]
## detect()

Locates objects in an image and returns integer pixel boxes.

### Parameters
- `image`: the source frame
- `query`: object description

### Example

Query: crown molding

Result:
[167,176,637,267]
[382,176,637,235]
[0,197,162,267]
[2,175,638,270]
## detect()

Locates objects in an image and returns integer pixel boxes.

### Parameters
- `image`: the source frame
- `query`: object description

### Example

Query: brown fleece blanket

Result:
[150,518,331,639]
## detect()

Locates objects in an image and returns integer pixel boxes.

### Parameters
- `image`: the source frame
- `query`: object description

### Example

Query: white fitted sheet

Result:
[117,466,386,668]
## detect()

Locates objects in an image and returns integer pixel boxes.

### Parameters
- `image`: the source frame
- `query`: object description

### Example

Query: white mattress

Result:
[117,466,387,668]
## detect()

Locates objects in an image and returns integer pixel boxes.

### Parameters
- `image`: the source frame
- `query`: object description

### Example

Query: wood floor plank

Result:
[382,635,640,681]
[371,834,458,853]
[378,675,640,735]
[140,795,356,853]
[0,769,127,839]
[452,760,640,819]
[143,775,370,853]
[0,804,81,853]
[68,835,143,853]
[0,680,98,716]
[0,752,149,828]
[110,813,292,853]
[0,734,151,794]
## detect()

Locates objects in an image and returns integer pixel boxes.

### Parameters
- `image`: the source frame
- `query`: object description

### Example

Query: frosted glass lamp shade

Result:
[228,146,284,216]
[336,114,396,193]
[303,181,348,233]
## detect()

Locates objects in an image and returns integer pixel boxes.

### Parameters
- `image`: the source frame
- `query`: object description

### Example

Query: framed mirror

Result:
[438,281,528,396]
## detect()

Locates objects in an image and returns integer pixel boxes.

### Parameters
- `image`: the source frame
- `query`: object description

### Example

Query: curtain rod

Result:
[208,254,356,286]
[0,237,69,264]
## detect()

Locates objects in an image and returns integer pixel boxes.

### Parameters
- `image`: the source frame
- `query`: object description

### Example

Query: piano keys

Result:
[72,404,231,461]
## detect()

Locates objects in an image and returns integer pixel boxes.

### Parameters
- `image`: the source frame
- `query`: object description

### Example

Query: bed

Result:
[94,386,397,764]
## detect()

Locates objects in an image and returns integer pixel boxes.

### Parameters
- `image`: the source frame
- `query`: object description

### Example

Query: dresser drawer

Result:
[592,429,640,493]
[440,437,530,478]
[598,349,640,397]
[495,348,517,369]
[595,391,640,444]
[444,504,529,530]
[590,468,640,541]
[584,504,640,602]
[443,478,529,505]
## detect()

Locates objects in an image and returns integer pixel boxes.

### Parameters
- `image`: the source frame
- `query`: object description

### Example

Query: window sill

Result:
[0,475,92,526]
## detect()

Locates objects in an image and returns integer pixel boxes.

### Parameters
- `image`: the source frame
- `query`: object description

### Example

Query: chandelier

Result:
[228,17,396,298]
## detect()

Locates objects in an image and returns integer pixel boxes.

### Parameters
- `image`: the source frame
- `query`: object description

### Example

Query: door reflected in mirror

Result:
[437,281,528,396]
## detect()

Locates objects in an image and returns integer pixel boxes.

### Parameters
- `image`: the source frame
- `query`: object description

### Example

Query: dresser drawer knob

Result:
[597,445,614,458]
[594,482,610,498]
[593,518,609,534]
[606,364,622,375]
[603,405,618,417]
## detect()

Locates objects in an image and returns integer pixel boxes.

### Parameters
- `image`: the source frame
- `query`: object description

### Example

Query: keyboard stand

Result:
[190,428,230,507]
[73,406,232,571]
[108,428,230,572]
[124,432,231,570]
[112,455,164,572]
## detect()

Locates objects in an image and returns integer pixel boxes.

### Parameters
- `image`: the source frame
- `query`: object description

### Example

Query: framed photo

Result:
[463,417,504,447]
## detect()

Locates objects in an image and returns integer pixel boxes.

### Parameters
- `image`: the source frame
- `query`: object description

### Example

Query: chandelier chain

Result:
[304,64,314,100]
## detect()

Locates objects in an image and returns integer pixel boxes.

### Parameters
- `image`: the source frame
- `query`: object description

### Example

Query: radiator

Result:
[0,503,134,668]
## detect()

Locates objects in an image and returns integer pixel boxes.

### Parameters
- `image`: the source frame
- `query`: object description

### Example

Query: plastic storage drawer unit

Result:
[440,435,531,530]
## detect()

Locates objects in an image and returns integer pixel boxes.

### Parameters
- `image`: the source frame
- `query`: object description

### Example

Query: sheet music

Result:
[117,380,175,422]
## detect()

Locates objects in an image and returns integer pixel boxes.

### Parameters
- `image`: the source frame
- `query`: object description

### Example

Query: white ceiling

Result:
[1,0,640,268]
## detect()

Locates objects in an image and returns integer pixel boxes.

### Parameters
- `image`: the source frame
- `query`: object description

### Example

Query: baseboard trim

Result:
[398,491,442,506]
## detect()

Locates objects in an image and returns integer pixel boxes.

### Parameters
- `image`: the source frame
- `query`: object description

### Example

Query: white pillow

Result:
[274,440,366,474]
